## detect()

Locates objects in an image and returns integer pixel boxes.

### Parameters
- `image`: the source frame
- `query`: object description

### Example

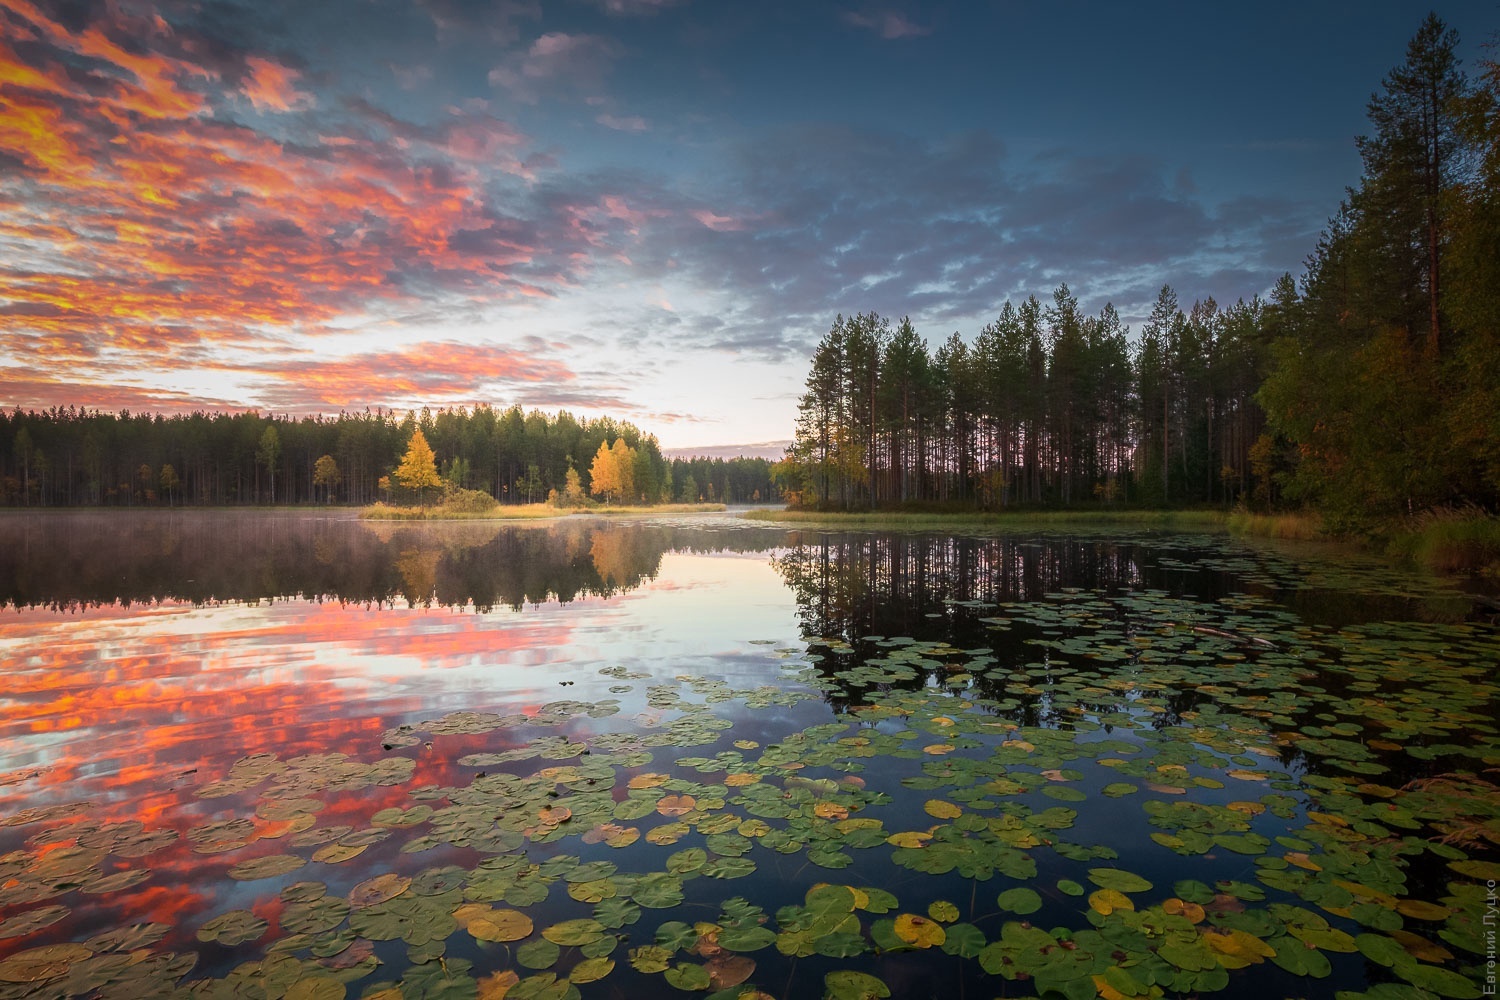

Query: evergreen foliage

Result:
[782,16,1499,524]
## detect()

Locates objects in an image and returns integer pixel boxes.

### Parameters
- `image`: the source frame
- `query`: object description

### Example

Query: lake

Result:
[0,511,1494,1000]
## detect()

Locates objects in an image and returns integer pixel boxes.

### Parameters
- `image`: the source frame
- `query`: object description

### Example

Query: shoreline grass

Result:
[1384,510,1500,577]
[359,501,726,521]
[1223,509,1326,540]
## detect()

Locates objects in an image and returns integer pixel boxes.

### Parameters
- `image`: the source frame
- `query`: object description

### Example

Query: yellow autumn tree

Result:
[588,440,620,504]
[395,428,442,507]
[588,439,636,504]
[611,438,635,502]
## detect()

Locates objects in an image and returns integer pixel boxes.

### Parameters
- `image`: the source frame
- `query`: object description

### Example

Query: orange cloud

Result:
[0,0,590,411]
[241,56,313,112]
[234,341,578,412]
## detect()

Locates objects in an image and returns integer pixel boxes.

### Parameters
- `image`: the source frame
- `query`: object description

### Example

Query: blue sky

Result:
[1,0,1493,448]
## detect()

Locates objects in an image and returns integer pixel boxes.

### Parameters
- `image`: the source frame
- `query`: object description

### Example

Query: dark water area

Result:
[0,511,1493,1000]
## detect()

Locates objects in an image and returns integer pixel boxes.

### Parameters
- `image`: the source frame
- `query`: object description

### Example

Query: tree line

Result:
[778,289,1271,510]
[778,14,1499,526]
[0,405,774,508]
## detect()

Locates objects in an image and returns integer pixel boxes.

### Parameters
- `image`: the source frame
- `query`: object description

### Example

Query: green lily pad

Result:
[197,910,268,946]
[996,888,1042,914]
[664,962,711,991]
[824,970,890,1000]
[517,939,561,970]
[1087,868,1153,893]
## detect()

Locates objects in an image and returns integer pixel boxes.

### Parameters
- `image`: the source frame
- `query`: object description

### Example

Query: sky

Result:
[1,1,1495,451]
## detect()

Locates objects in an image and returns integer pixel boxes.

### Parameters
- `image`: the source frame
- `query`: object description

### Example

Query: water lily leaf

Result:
[927,900,959,923]
[657,795,697,817]
[468,910,533,943]
[1268,940,1331,978]
[814,932,867,958]
[823,970,890,1000]
[197,909,269,946]
[349,874,410,908]
[923,800,961,819]
[516,939,561,970]
[886,831,931,848]
[704,857,758,879]
[664,962,711,991]
[1355,933,1408,967]
[647,822,690,845]
[477,970,521,1000]
[285,975,345,1000]
[1173,880,1216,904]
[1394,959,1482,998]
[1389,929,1453,963]
[1088,889,1133,915]
[569,957,614,984]
[1394,899,1449,921]
[704,954,754,989]
[543,919,605,947]
[604,826,640,848]
[634,873,685,908]
[629,945,673,973]
[228,854,306,881]
[1203,927,1274,966]
[805,846,851,870]
[996,888,1041,914]
[655,921,699,952]
[615,798,658,822]
[1450,859,1500,880]
[0,944,93,984]
[1161,897,1205,923]
[312,843,366,864]
[508,972,573,1000]
[717,926,775,952]
[567,879,616,904]
[1057,879,1085,897]
[593,898,641,930]
[667,849,708,874]
[1087,868,1153,893]
[629,773,670,789]
[0,906,68,940]
[892,913,944,948]
[536,805,572,827]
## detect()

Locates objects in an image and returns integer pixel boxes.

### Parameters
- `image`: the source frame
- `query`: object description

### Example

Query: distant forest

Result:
[779,15,1499,527]
[0,405,775,507]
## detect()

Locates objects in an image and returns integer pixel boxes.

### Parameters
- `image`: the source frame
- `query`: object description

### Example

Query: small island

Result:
[361,428,728,519]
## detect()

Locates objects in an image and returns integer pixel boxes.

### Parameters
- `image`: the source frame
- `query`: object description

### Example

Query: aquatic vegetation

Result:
[0,574,1493,1000]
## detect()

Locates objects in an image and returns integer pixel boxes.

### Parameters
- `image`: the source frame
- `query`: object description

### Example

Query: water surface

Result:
[0,511,1493,1000]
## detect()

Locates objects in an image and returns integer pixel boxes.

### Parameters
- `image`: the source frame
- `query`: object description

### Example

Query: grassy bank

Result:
[360,501,726,521]
[1223,510,1326,540]
[1384,510,1500,576]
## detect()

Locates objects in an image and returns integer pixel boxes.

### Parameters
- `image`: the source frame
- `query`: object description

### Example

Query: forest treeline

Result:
[0,404,775,508]
[778,15,1499,528]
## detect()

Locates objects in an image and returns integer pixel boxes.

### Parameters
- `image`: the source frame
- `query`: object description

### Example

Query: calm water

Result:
[0,511,1493,1000]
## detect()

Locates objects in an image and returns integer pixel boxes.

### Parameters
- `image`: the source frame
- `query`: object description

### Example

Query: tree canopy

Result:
[780,16,1499,526]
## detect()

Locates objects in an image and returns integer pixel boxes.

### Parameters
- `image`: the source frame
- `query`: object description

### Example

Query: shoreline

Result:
[359,501,728,521]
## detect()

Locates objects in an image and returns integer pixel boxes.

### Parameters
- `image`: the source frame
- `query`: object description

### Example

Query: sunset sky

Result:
[2,1,1493,450]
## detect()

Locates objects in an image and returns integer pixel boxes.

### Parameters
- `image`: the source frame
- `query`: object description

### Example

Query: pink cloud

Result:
[692,209,745,232]
[240,56,314,112]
